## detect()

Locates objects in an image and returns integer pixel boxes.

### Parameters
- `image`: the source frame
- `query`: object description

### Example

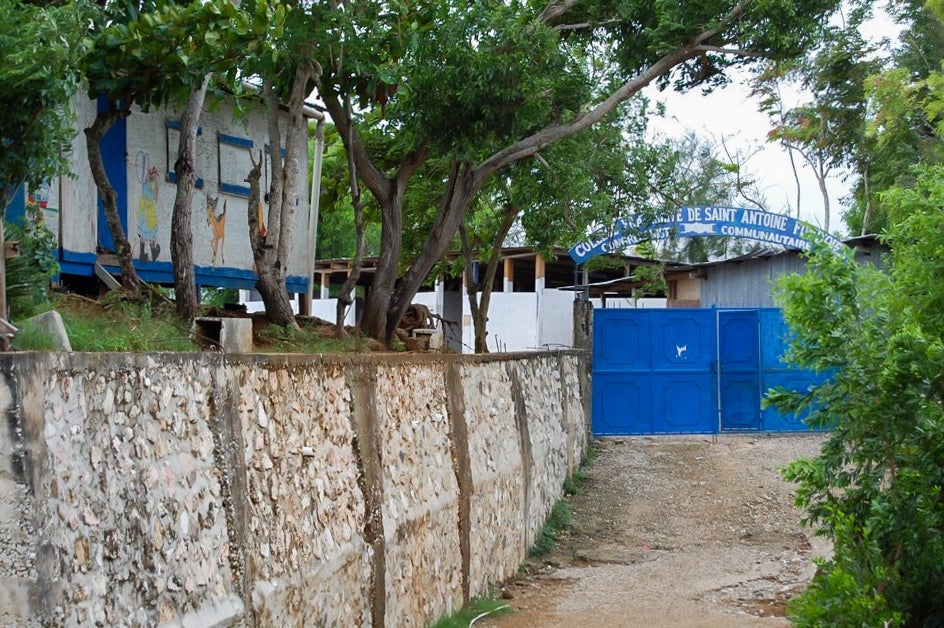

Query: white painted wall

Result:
[61,97,98,257]
[60,95,311,285]
[308,299,355,326]
[239,291,300,315]
[472,293,539,353]
[590,297,667,309]
[539,289,577,349]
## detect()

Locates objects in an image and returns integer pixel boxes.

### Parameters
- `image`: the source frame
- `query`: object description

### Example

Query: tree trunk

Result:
[335,98,367,336]
[384,167,478,346]
[860,168,871,236]
[85,107,141,299]
[246,149,297,327]
[815,154,830,232]
[321,93,427,345]
[171,76,211,321]
[358,196,403,340]
[250,67,313,329]
[459,203,518,353]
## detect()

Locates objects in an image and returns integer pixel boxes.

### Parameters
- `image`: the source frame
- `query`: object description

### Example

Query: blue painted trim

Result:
[59,250,308,292]
[61,248,309,292]
[6,184,26,224]
[265,144,288,158]
[166,120,203,135]
[220,182,250,198]
[61,249,97,264]
[218,133,254,149]
[95,95,129,252]
[60,261,94,277]
[165,172,205,188]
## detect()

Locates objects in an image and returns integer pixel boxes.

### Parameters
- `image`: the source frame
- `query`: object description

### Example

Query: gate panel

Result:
[649,311,715,433]
[719,310,761,431]
[760,309,828,431]
[593,309,715,435]
[592,307,829,435]
[592,309,651,435]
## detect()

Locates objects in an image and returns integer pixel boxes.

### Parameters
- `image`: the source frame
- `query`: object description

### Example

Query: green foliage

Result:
[836,2,944,235]
[529,499,571,558]
[201,287,239,308]
[770,166,944,625]
[10,323,59,352]
[6,203,59,319]
[630,263,667,297]
[314,124,382,260]
[427,596,511,628]
[84,0,283,111]
[0,0,89,210]
[58,296,197,352]
[399,2,590,160]
[530,448,595,557]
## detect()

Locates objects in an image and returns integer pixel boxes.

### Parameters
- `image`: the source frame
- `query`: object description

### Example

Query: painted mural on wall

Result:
[205,195,227,267]
[135,152,162,262]
[52,96,311,290]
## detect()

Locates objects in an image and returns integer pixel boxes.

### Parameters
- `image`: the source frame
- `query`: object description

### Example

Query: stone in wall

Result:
[373,363,462,627]
[34,354,240,626]
[558,355,588,474]
[456,363,526,599]
[0,369,38,628]
[235,359,371,626]
[0,350,588,628]
[515,356,570,550]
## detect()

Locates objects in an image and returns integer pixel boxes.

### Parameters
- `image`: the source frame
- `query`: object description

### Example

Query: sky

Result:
[644,6,903,239]
[644,78,850,235]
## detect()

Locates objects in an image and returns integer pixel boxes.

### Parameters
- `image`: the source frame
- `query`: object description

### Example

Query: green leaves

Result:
[0,0,90,213]
[84,0,281,110]
[772,168,944,623]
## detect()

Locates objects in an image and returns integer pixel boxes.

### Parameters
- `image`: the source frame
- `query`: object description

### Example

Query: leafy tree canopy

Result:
[0,0,90,211]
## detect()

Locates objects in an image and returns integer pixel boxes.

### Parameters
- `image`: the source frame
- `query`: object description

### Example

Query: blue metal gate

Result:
[592,307,826,435]
[593,309,716,435]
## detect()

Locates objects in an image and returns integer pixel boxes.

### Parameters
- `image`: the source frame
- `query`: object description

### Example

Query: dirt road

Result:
[483,434,829,627]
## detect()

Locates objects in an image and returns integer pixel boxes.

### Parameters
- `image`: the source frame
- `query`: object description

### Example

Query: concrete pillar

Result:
[535,255,546,347]
[503,258,514,293]
[434,276,444,319]
[320,272,330,300]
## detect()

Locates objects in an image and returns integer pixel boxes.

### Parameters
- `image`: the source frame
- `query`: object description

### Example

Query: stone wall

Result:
[0,350,588,627]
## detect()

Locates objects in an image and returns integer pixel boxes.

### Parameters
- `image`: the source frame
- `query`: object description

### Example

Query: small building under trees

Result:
[17,94,319,296]
[662,235,888,308]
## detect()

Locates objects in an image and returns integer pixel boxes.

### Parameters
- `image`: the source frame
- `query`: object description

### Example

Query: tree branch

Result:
[538,0,583,24]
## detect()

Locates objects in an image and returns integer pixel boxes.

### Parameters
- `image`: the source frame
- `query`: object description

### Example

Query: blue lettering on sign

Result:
[568,206,845,264]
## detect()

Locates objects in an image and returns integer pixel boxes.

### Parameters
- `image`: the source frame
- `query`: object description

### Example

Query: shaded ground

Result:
[484,434,829,627]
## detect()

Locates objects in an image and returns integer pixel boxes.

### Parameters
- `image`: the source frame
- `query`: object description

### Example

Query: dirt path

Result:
[483,434,830,627]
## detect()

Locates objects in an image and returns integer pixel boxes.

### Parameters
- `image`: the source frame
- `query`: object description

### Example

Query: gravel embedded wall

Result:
[0,350,588,627]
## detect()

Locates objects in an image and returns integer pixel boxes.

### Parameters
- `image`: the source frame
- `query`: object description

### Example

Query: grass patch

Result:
[428,596,512,628]
[56,293,197,352]
[10,321,60,351]
[47,292,386,354]
[529,499,571,558]
[529,442,599,557]
[562,467,588,496]
[253,321,378,354]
